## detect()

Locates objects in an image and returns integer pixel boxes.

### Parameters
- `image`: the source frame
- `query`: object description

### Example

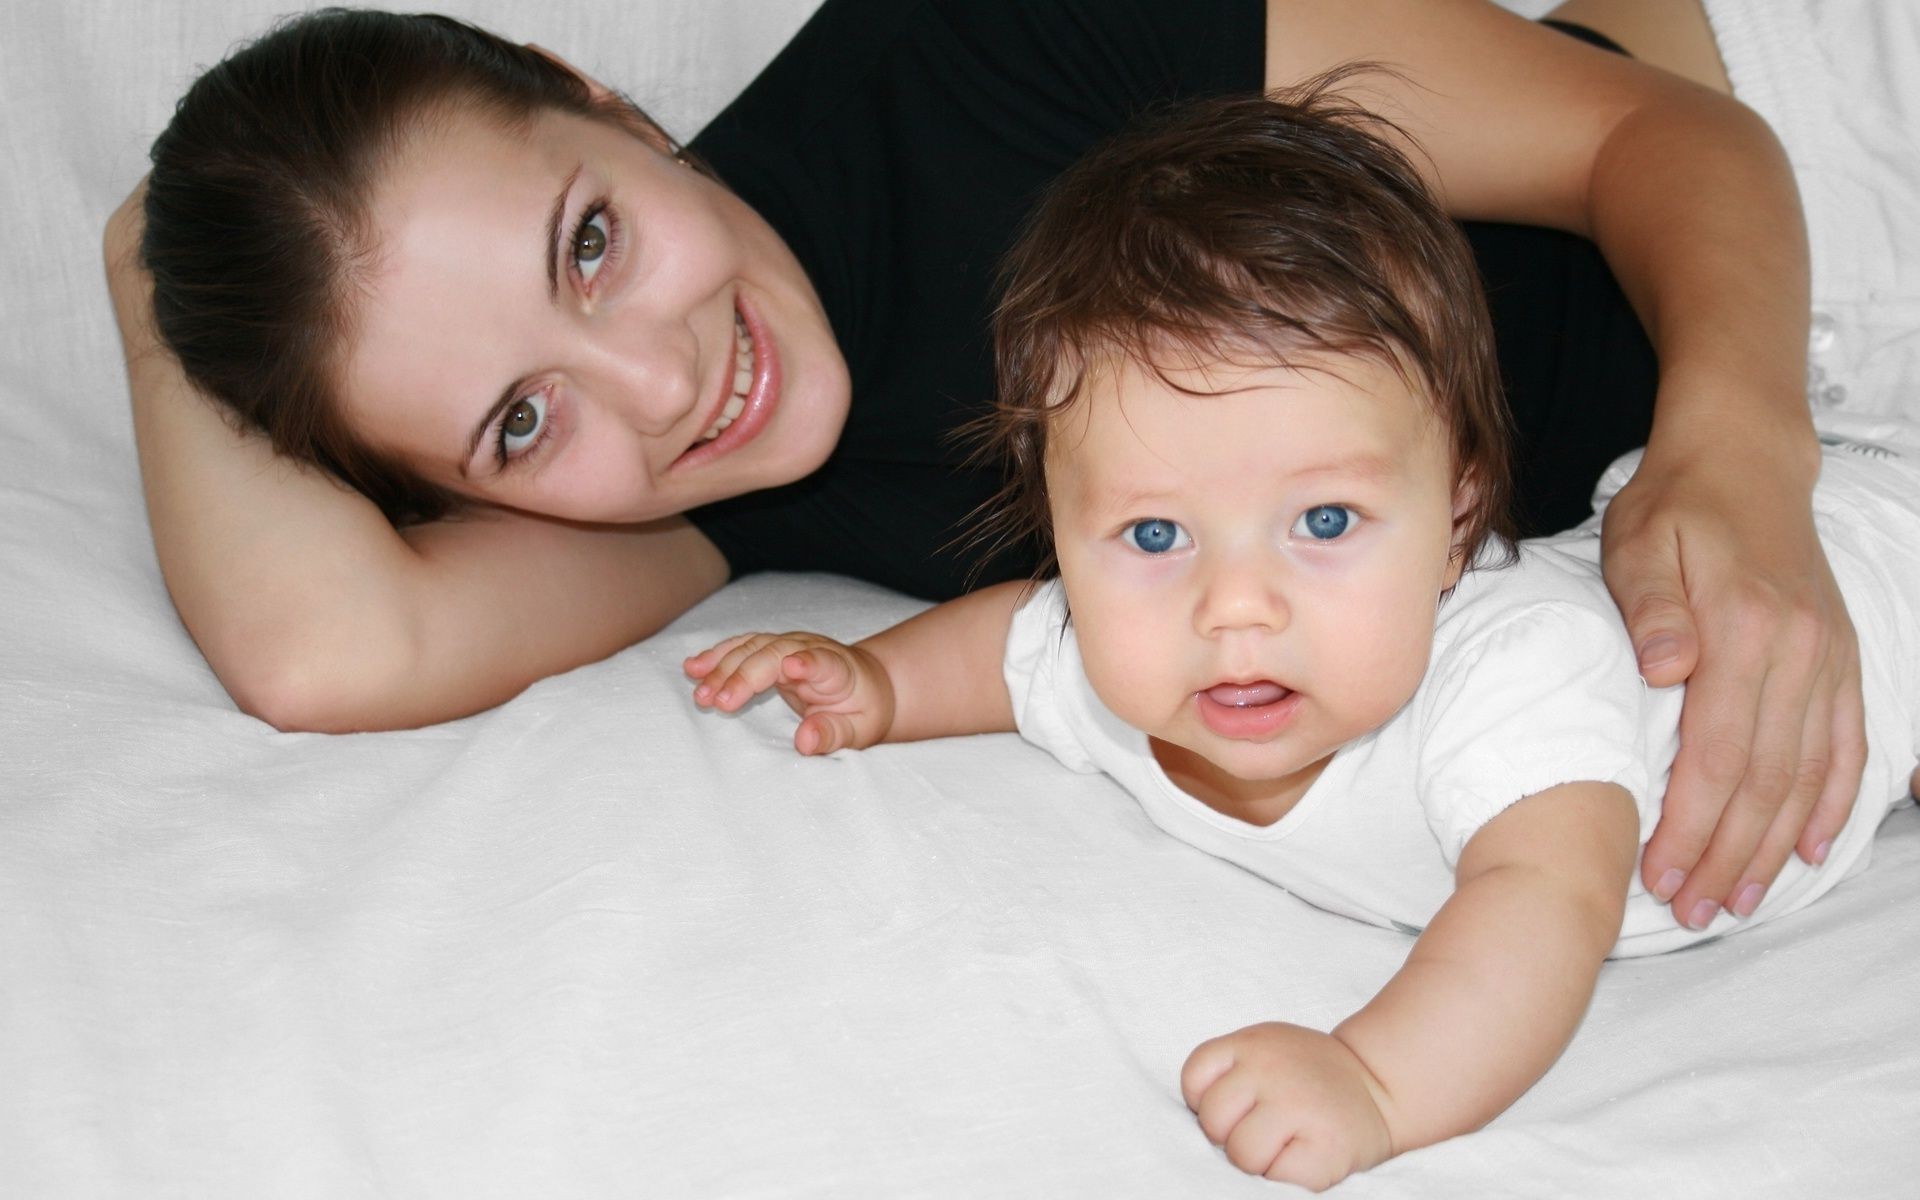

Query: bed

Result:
[3,0,1916,1194]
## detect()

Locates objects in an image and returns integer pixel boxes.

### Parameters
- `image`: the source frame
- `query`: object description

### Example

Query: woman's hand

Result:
[687,632,897,755]
[1600,436,1865,929]
[1181,1022,1394,1190]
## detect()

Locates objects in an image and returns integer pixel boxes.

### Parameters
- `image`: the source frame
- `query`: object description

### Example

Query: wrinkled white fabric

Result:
[1705,0,1920,420]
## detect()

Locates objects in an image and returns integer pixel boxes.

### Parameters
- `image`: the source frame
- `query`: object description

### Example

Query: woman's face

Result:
[341,105,850,524]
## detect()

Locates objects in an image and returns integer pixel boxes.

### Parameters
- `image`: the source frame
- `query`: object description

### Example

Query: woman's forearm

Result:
[1583,82,1816,477]
[1270,1,1816,471]
[109,194,419,726]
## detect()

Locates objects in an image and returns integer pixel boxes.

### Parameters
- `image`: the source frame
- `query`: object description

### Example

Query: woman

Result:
[104,0,1859,933]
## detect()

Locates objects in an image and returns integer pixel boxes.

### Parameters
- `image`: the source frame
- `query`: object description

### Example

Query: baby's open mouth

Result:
[1204,681,1291,707]
[693,312,755,445]
[1195,679,1300,740]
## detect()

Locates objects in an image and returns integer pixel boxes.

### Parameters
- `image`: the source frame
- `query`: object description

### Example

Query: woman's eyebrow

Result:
[461,378,530,477]
[545,164,583,301]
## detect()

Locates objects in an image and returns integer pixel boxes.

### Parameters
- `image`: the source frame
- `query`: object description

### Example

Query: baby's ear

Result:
[1450,477,1476,525]
[1443,477,1481,585]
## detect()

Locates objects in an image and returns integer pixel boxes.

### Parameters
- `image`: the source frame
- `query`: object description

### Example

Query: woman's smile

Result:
[672,293,781,472]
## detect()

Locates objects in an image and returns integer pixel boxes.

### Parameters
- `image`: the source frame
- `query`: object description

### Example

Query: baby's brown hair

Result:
[976,77,1516,579]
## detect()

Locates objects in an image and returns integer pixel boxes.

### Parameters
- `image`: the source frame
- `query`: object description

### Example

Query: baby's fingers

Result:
[683,634,761,682]
[1223,1103,1297,1181]
[794,711,863,756]
[780,646,859,706]
[1191,1069,1260,1153]
[1181,1037,1238,1112]
[694,637,803,711]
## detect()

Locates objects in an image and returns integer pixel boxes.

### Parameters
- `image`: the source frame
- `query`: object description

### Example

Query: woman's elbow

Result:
[201,621,421,734]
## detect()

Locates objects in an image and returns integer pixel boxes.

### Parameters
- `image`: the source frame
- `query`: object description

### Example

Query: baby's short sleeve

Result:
[1416,599,1655,864]
[1001,580,1106,775]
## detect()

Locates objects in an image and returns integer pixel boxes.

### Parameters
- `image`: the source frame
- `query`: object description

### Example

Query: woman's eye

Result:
[1293,504,1354,541]
[573,208,611,284]
[498,391,548,460]
[1127,518,1190,555]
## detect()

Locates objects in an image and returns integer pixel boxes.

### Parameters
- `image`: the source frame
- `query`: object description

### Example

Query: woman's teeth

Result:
[699,316,755,443]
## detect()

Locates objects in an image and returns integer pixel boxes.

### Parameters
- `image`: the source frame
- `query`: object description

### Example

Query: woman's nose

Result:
[579,316,701,436]
[1194,552,1290,637]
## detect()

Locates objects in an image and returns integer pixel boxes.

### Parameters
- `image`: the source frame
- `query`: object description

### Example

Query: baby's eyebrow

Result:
[1082,480,1179,514]
[1082,452,1402,511]
[1284,452,1402,484]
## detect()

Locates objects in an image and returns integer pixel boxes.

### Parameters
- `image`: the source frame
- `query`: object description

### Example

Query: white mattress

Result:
[3,1,1916,1195]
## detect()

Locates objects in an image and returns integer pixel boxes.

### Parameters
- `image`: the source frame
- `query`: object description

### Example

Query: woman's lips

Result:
[671,295,780,471]
[1195,681,1301,740]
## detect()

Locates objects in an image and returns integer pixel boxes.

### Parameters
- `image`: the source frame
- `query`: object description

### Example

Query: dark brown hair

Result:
[977,79,1516,579]
[142,8,696,524]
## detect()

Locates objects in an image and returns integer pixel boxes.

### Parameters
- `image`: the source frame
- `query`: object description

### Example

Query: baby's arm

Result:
[1182,780,1638,1189]
[685,580,1028,752]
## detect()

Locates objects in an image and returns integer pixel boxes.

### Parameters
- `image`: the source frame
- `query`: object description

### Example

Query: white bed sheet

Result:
[3,1,1917,1195]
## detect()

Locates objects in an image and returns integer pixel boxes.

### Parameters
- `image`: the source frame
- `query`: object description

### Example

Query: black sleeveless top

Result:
[687,0,1656,599]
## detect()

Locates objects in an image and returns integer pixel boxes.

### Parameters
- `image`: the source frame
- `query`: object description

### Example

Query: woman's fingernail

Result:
[1812,839,1834,865]
[1733,883,1766,917]
[1638,635,1681,670]
[1652,868,1686,902]
[1685,899,1720,930]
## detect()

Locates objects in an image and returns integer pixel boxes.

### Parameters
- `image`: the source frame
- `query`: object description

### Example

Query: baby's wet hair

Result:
[972,77,1516,580]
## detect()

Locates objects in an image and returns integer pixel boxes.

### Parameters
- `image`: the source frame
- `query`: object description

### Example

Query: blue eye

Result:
[1294,505,1353,541]
[1128,519,1189,554]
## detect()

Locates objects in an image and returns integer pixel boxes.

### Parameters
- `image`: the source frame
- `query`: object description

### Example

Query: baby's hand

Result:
[1181,1022,1394,1191]
[685,632,895,755]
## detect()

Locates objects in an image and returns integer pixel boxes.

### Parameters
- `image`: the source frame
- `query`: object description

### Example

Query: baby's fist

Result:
[1181,1022,1393,1191]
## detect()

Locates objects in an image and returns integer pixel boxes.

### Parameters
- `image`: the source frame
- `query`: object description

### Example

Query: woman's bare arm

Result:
[106,186,727,732]
[1265,0,1860,924]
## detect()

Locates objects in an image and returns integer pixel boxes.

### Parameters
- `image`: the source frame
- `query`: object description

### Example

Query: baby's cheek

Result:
[1078,632,1180,731]
[1334,613,1436,723]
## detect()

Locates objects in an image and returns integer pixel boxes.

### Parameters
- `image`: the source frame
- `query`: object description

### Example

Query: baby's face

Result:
[1046,353,1466,822]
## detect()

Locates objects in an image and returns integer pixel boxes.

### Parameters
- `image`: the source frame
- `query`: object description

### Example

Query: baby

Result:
[686,89,1920,1189]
